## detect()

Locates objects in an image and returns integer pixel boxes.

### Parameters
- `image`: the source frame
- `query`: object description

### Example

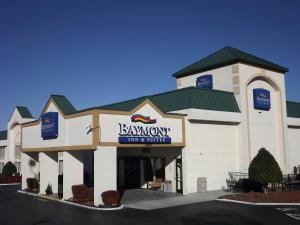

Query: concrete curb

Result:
[217,198,300,206]
[0,183,20,186]
[17,190,124,211]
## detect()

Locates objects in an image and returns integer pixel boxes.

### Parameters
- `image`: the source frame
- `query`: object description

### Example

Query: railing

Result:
[226,172,248,190]
[228,172,248,181]
[226,172,300,191]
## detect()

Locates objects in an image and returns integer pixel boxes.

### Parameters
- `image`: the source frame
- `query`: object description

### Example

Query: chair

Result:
[148,178,163,190]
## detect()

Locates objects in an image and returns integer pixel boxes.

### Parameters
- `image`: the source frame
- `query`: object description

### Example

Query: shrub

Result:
[2,161,17,176]
[26,178,39,192]
[234,179,263,193]
[0,175,21,184]
[46,183,53,195]
[72,184,93,201]
[249,148,283,187]
[101,190,120,206]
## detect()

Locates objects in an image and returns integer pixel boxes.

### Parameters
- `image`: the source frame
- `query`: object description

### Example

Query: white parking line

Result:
[276,207,298,212]
[277,208,300,221]
[285,214,300,221]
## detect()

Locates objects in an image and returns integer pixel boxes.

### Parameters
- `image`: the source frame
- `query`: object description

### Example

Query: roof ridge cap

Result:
[226,46,240,59]
[287,100,300,104]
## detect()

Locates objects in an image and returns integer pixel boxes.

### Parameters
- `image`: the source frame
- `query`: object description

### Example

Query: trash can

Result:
[163,180,173,192]
[197,177,207,193]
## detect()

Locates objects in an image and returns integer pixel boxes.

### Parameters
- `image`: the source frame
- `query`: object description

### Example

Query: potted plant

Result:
[45,183,53,195]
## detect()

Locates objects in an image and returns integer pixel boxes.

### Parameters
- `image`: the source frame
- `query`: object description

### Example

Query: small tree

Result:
[249,148,283,191]
[2,161,17,176]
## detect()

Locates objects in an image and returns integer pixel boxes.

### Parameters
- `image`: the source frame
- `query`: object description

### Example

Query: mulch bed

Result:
[67,198,121,208]
[67,198,95,207]
[221,191,300,203]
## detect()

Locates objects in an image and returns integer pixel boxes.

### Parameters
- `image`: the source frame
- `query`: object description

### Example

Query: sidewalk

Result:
[123,190,231,210]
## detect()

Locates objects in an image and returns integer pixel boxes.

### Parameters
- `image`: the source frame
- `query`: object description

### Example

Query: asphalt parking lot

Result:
[0,185,299,225]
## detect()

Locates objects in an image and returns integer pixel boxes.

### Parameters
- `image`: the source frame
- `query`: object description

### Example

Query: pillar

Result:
[63,151,84,199]
[8,129,16,162]
[39,152,58,194]
[165,157,176,192]
[94,146,117,206]
[182,147,188,195]
[20,152,39,190]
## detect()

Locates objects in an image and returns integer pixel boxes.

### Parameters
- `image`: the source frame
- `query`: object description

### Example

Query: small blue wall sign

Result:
[41,112,58,140]
[253,88,271,110]
[196,75,213,89]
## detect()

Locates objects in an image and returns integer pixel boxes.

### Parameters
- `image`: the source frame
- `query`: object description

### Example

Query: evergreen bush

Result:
[2,161,17,176]
[249,148,283,188]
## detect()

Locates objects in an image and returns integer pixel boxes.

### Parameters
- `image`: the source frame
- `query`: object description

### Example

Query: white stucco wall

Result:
[99,103,183,144]
[176,65,233,92]
[94,146,117,205]
[39,152,58,194]
[22,102,93,149]
[63,151,84,199]
[237,63,288,172]
[287,127,300,172]
[183,119,239,193]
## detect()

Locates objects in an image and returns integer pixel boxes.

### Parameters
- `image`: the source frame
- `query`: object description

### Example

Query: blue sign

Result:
[196,75,213,89]
[119,136,171,144]
[253,88,271,110]
[41,112,58,140]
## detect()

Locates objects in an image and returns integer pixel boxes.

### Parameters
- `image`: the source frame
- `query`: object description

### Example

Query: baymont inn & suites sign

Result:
[98,101,184,146]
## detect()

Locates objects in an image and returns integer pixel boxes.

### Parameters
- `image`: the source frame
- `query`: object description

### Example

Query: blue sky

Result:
[0,0,300,129]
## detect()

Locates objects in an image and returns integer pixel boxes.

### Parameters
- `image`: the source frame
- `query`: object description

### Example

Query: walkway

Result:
[121,189,231,210]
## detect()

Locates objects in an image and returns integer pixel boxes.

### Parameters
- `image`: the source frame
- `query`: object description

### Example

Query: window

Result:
[0,146,5,160]
[15,145,21,160]
[0,162,4,173]
[15,162,21,173]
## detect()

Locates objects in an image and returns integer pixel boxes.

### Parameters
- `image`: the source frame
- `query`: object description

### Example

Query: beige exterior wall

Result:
[176,65,233,92]
[22,102,93,149]
[183,119,239,192]
[287,126,300,171]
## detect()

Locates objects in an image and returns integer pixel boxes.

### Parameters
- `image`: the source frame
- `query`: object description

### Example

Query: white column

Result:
[94,146,117,206]
[165,157,176,192]
[39,152,58,194]
[20,152,39,190]
[8,130,16,163]
[63,151,84,199]
[182,147,188,195]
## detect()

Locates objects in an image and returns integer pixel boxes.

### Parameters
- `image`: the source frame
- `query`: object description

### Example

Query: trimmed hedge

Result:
[249,148,283,186]
[26,178,39,193]
[234,179,263,193]
[101,190,120,206]
[71,184,93,202]
[2,161,17,176]
[0,175,21,184]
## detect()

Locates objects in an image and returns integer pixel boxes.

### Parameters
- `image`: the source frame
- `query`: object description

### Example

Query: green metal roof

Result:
[16,106,34,118]
[0,130,7,141]
[173,46,289,78]
[51,95,77,115]
[286,101,300,118]
[93,87,240,113]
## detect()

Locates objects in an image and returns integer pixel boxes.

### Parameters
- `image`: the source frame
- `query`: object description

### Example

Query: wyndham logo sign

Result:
[196,74,213,89]
[41,112,58,140]
[253,88,271,110]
